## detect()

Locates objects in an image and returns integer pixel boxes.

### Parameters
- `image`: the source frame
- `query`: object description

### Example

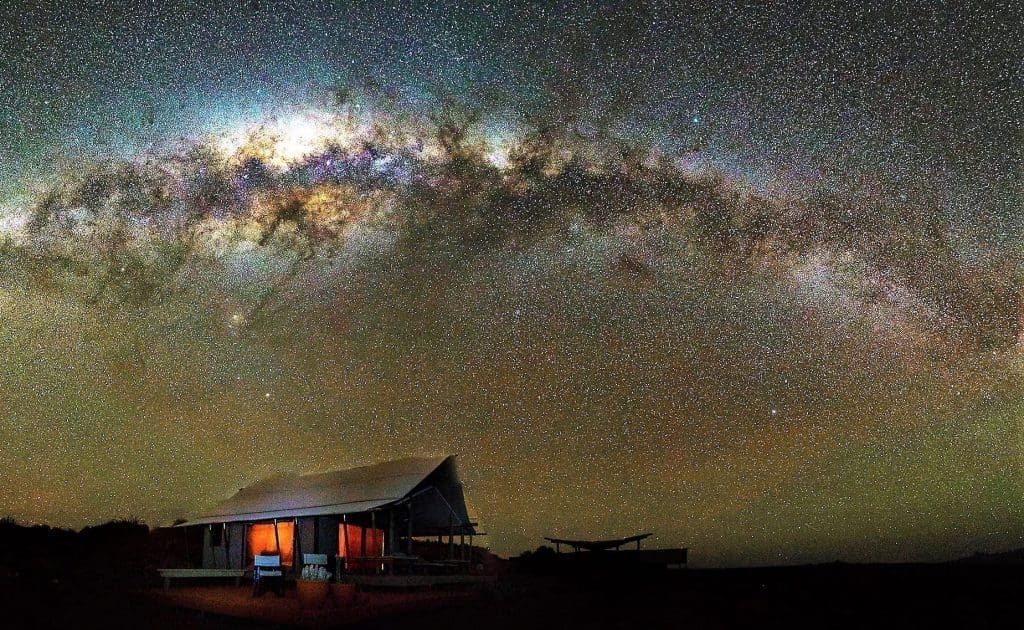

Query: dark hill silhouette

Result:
[954,548,1024,564]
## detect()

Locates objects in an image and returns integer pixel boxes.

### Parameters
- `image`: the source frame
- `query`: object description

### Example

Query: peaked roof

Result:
[181,455,453,526]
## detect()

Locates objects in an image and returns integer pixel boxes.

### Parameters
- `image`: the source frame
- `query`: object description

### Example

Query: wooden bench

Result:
[157,568,246,590]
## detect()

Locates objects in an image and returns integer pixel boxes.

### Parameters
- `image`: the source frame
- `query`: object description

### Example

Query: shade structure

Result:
[179,455,475,535]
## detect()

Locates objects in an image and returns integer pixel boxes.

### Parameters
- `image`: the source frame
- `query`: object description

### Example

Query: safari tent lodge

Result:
[174,455,480,579]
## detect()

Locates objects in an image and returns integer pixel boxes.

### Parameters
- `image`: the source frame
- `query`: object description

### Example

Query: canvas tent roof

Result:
[180,455,472,529]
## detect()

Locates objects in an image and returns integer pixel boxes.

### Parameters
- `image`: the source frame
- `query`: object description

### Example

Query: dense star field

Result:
[0,1,1021,566]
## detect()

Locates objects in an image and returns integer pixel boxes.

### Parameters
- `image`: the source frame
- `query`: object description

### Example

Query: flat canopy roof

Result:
[180,455,474,531]
[545,533,652,551]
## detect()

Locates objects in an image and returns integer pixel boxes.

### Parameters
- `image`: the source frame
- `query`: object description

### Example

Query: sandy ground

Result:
[148,584,479,627]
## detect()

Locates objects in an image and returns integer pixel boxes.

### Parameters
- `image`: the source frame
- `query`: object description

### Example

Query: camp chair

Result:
[252,554,284,597]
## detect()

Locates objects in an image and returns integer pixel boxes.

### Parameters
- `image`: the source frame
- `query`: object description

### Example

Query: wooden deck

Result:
[147,584,480,627]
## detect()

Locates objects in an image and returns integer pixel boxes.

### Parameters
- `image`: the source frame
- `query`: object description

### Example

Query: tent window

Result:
[248,522,295,566]
[338,524,383,558]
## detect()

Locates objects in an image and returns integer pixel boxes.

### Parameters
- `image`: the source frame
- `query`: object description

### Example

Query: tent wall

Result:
[317,516,339,556]
[296,517,316,561]
[385,510,395,555]
[201,518,341,570]
[201,523,245,569]
[202,526,225,569]
[228,523,246,568]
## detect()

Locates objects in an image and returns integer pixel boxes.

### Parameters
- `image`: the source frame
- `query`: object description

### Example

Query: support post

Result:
[342,514,350,570]
[373,511,383,577]
[273,519,281,557]
[224,522,230,569]
[407,503,414,556]
[387,509,394,557]
[371,511,382,575]
[294,517,300,575]
[448,513,454,560]
[206,524,212,569]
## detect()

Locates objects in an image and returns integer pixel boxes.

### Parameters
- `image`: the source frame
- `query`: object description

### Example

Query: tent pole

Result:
[448,513,454,560]
[407,503,414,556]
[387,510,394,557]
[273,518,281,559]
[371,511,380,574]
[342,514,350,570]
[294,517,300,575]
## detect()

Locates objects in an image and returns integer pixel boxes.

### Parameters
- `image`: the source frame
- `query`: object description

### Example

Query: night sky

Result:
[0,1,1021,566]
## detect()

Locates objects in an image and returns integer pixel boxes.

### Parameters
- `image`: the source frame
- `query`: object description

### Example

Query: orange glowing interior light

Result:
[338,523,383,558]
[248,522,295,566]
